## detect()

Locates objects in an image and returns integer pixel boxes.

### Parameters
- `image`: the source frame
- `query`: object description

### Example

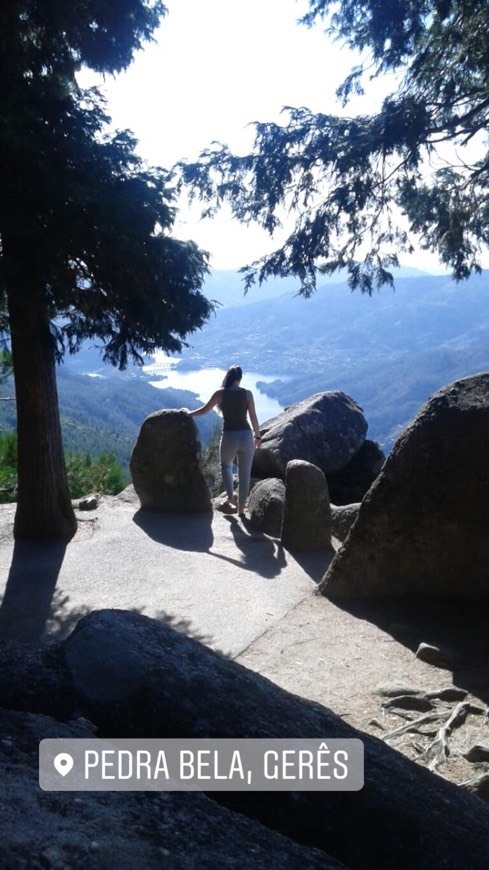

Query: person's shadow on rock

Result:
[210,516,287,579]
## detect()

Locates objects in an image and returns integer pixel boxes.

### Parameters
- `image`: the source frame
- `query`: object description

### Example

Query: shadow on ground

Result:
[44,598,218,649]
[133,509,294,580]
[0,540,67,643]
[0,533,221,648]
[329,595,489,706]
[287,546,336,583]
[133,508,214,551]
[208,516,288,579]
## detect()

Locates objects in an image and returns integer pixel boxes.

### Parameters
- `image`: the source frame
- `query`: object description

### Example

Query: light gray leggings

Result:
[220,429,254,509]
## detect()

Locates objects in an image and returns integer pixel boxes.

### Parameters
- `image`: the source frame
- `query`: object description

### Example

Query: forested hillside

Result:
[180,270,489,450]
[2,269,488,458]
[0,368,218,470]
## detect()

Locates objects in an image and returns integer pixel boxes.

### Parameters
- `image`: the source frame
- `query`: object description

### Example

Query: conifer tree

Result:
[0,1,211,538]
[178,0,489,295]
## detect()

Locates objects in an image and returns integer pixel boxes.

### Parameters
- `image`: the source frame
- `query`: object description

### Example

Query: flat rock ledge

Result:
[2,610,489,869]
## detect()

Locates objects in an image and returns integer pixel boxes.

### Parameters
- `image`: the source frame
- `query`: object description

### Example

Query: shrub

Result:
[65,451,128,498]
[200,424,223,496]
[0,433,18,502]
[0,433,128,502]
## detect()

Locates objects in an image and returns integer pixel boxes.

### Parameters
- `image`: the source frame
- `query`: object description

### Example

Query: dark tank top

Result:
[220,388,250,431]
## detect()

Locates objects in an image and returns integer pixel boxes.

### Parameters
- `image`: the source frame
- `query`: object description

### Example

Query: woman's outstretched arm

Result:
[185,390,222,417]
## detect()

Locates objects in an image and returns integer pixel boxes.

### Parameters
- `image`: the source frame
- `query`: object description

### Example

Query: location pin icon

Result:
[54,752,74,776]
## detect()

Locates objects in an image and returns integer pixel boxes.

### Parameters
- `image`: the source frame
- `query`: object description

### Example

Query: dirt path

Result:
[237,591,489,790]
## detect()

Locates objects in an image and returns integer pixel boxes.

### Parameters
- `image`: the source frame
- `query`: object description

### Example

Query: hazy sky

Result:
[84,0,446,273]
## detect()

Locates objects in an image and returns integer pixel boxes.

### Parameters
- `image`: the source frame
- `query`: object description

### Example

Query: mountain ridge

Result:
[200,264,438,308]
[1,266,487,458]
[179,269,489,450]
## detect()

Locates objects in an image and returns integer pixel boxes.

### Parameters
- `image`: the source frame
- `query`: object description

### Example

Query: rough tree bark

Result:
[7,285,77,539]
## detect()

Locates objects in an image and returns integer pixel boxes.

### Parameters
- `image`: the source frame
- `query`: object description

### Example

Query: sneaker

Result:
[217,500,237,513]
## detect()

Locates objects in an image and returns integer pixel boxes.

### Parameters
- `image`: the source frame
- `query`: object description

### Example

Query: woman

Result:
[186,365,261,517]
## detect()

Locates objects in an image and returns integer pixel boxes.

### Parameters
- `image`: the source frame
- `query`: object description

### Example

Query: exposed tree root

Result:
[383,711,444,739]
[459,772,489,800]
[424,702,471,771]
[380,690,489,782]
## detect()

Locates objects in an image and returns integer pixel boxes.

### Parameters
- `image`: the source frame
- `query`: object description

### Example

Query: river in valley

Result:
[143,356,285,424]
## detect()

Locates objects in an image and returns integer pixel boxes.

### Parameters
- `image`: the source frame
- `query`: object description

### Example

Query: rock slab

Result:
[253,392,368,479]
[320,374,489,598]
[248,478,285,536]
[130,410,211,512]
[327,439,385,505]
[59,609,489,869]
[281,460,332,550]
[330,503,361,543]
[0,709,334,869]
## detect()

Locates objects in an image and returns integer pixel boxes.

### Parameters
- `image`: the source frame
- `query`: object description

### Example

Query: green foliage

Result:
[0,362,220,471]
[65,451,128,498]
[0,12,213,365]
[199,423,223,496]
[0,1,213,535]
[55,367,220,461]
[0,0,167,81]
[0,431,128,502]
[0,432,17,502]
[177,0,489,293]
[0,350,13,383]
[0,432,17,467]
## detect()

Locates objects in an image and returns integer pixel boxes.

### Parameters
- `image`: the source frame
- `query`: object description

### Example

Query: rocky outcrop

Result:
[281,460,332,550]
[247,478,285,536]
[1,709,333,869]
[320,373,489,598]
[327,439,385,505]
[37,610,489,868]
[330,503,361,543]
[130,410,211,512]
[3,610,489,866]
[252,392,368,479]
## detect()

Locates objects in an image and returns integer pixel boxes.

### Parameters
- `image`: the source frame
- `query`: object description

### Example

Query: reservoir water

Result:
[143,357,285,424]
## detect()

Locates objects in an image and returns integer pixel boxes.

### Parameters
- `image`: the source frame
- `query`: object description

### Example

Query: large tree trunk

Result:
[7,287,77,539]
